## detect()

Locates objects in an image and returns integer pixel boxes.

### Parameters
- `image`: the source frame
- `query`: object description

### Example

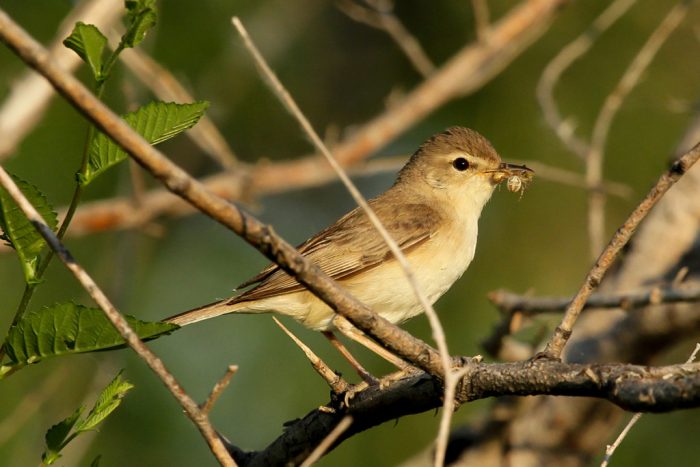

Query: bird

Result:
[166,127,533,378]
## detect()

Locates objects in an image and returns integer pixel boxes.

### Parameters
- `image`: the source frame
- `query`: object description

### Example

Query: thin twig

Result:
[586,1,691,258]
[337,0,435,77]
[536,0,636,159]
[232,13,451,380]
[300,416,353,467]
[201,365,239,415]
[488,284,700,314]
[272,317,350,394]
[509,159,633,198]
[542,141,700,359]
[231,17,457,466]
[600,342,700,467]
[0,165,235,467]
[470,0,491,42]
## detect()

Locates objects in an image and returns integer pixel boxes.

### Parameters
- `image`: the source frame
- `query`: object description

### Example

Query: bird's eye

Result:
[452,157,469,171]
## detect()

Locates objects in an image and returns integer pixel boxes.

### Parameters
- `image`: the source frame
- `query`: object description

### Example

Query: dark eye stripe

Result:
[452,157,469,171]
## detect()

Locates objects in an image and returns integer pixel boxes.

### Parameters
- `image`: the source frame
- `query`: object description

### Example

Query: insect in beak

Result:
[486,163,534,193]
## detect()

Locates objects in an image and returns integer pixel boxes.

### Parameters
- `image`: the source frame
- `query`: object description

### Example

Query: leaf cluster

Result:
[0,1,207,463]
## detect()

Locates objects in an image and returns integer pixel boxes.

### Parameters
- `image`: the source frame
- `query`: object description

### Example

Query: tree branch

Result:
[227,359,700,465]
[0,5,444,377]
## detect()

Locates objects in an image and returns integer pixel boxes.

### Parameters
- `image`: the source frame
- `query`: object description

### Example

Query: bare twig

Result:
[542,141,700,359]
[488,284,700,314]
[300,416,353,467]
[0,165,235,467]
[586,1,691,258]
[272,317,350,394]
[231,17,458,465]
[536,0,636,159]
[201,365,239,415]
[599,413,642,467]
[0,0,123,162]
[509,159,633,198]
[231,17,449,372]
[600,342,700,467]
[470,0,491,42]
[337,0,435,77]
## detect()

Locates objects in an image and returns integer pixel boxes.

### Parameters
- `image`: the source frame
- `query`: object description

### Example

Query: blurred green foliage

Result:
[0,1,699,465]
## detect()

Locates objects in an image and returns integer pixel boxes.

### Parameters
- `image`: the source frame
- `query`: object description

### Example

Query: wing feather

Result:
[228,196,442,304]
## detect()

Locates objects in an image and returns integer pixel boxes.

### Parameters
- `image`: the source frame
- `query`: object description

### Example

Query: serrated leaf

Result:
[0,175,58,283]
[63,22,108,81]
[3,302,178,365]
[41,372,131,465]
[42,405,84,464]
[82,100,209,185]
[123,0,157,48]
[76,371,134,432]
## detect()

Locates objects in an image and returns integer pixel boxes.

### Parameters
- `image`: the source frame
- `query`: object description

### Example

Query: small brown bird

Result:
[166,127,532,376]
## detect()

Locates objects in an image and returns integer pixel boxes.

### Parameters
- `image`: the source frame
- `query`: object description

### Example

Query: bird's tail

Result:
[165,298,247,326]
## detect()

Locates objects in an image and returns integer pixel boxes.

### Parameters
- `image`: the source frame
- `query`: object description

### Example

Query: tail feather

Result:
[165,298,245,326]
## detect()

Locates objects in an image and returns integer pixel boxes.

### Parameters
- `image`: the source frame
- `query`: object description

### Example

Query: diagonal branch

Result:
[542,140,700,359]
[0,165,235,466]
[0,6,444,377]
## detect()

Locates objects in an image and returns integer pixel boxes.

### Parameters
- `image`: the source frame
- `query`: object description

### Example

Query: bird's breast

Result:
[341,217,478,324]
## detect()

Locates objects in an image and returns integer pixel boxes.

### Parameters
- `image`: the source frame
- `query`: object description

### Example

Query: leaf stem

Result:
[0,41,123,361]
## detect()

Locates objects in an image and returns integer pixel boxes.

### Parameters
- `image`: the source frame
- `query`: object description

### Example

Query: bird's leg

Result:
[333,316,411,371]
[322,331,378,385]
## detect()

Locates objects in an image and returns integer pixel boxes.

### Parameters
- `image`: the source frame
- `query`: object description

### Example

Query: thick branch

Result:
[230,360,700,466]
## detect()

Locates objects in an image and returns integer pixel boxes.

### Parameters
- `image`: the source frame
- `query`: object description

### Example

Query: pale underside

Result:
[223,188,482,331]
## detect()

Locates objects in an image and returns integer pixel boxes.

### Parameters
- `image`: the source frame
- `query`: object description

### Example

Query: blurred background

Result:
[1,0,699,465]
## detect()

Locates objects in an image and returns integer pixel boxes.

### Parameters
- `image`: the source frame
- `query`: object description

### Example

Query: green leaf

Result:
[3,302,178,365]
[123,0,157,48]
[76,371,134,432]
[41,372,132,465]
[0,175,58,283]
[82,100,209,185]
[90,455,102,467]
[42,405,84,464]
[63,22,108,81]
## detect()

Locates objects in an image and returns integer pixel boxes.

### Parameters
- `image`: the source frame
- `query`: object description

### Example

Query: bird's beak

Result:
[488,162,534,185]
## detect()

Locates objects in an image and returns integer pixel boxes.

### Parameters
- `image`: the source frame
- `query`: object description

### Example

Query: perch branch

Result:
[228,359,700,465]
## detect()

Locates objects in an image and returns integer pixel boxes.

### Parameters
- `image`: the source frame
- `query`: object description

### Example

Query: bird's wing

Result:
[229,199,442,304]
